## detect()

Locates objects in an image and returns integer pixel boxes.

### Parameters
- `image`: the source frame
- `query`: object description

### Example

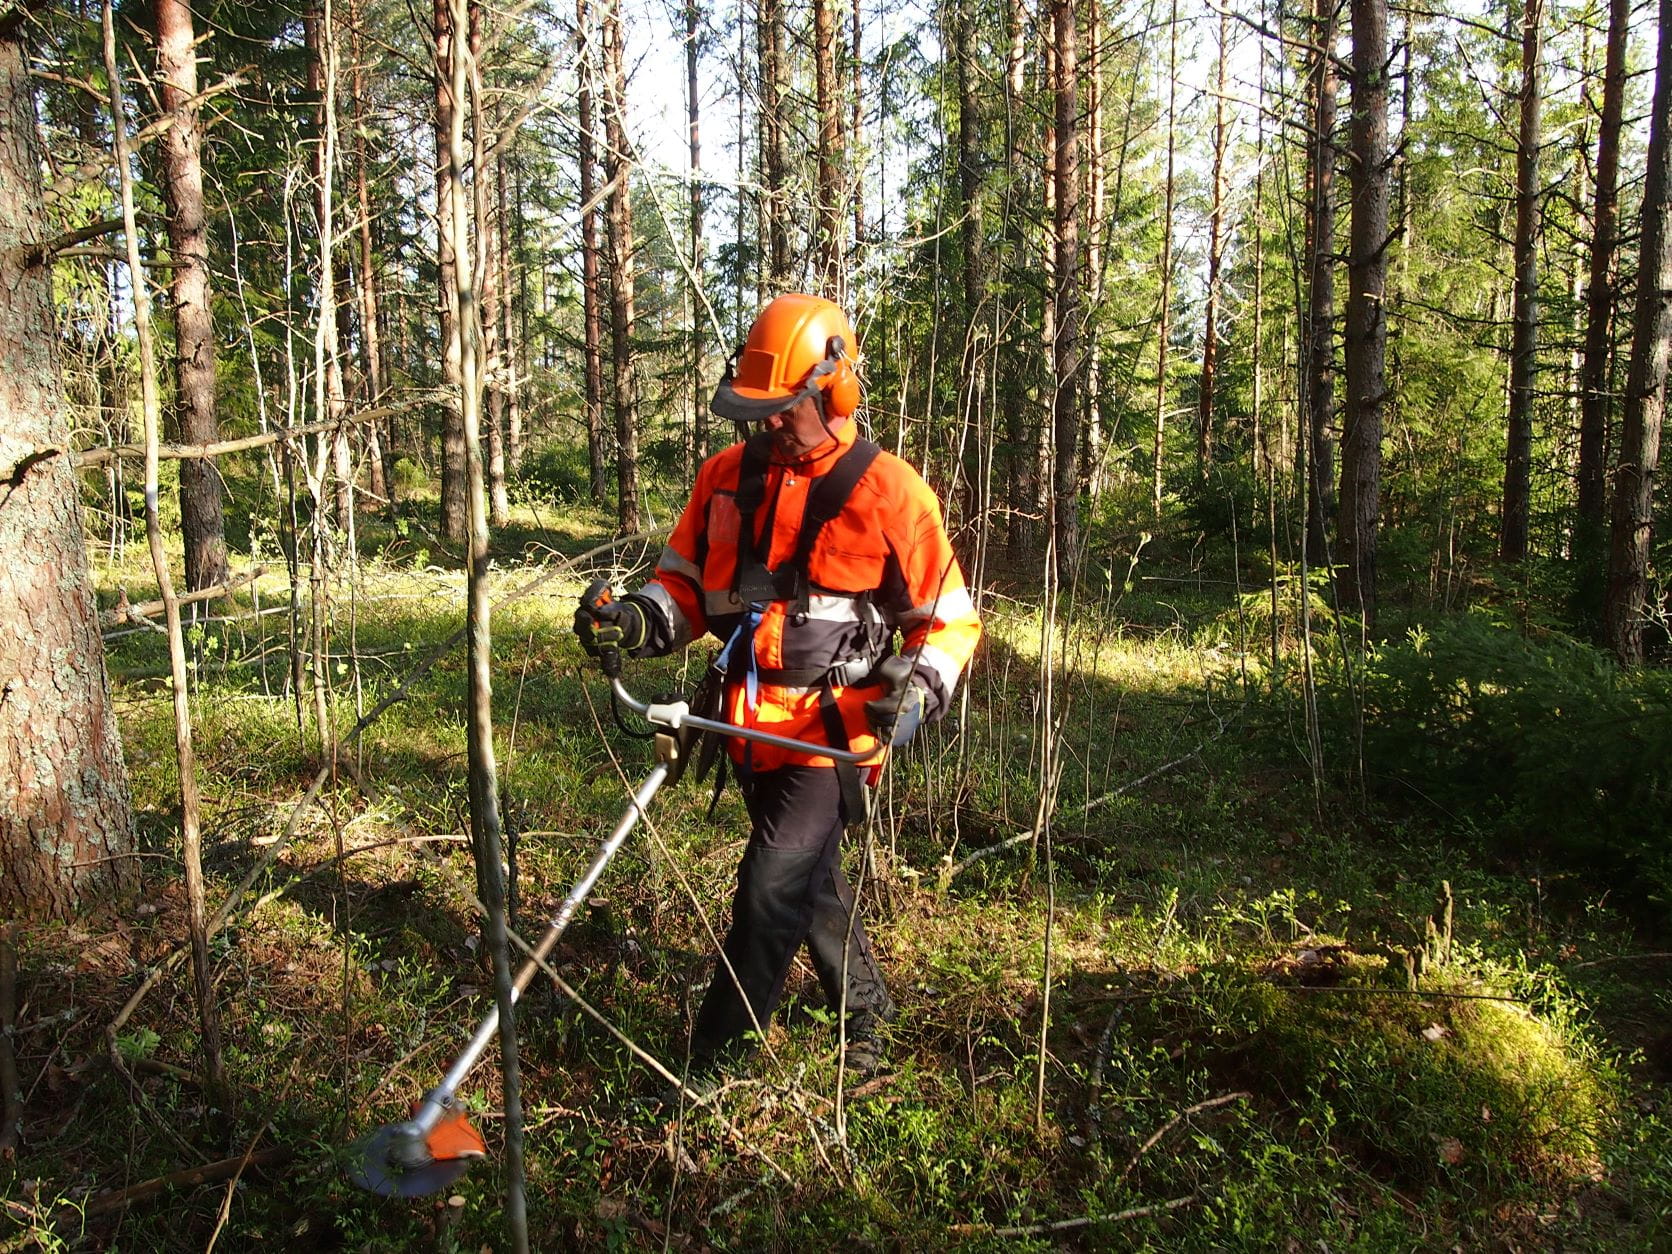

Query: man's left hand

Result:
[864,657,926,748]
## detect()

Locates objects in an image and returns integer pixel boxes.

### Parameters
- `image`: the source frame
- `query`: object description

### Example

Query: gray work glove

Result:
[864,655,926,748]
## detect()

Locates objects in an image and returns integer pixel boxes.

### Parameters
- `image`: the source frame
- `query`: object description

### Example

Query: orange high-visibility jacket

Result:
[636,421,982,772]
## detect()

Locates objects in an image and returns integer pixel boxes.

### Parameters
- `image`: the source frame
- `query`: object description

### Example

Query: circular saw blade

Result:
[346,1122,476,1198]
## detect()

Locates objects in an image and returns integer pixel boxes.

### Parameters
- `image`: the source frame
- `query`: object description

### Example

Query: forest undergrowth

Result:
[4,496,1671,1252]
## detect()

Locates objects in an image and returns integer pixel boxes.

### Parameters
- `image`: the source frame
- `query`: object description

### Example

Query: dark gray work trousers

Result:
[688,766,893,1062]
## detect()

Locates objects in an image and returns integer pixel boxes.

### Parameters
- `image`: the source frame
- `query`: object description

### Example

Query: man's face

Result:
[762,395,836,459]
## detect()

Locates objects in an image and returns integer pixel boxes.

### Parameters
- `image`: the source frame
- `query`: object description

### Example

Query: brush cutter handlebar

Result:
[608,676,871,765]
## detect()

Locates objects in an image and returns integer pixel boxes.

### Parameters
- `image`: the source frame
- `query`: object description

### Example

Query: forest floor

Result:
[4,494,1671,1251]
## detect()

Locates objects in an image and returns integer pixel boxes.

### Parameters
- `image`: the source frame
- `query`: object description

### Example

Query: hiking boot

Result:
[842,1033,886,1078]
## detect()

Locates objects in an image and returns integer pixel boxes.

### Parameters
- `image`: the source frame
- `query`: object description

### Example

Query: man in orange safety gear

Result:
[575,293,981,1078]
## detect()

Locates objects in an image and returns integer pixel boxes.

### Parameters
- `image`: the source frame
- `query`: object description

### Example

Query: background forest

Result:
[3,0,1672,1245]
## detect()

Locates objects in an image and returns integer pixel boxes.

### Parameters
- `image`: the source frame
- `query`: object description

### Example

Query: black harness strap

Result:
[734,437,883,612]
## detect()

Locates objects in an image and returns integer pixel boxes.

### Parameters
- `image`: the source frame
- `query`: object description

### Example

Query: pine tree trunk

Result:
[435,0,468,544]
[1603,0,1672,665]
[1338,0,1390,629]
[576,0,608,506]
[1575,0,1628,621]
[814,0,842,292]
[1500,0,1541,563]
[602,0,640,532]
[156,0,228,594]
[0,34,138,921]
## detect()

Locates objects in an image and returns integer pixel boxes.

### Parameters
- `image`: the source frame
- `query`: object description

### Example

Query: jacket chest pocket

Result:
[809,511,888,593]
[707,492,741,547]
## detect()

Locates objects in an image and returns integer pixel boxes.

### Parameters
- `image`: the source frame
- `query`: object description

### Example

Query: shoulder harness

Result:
[722,431,885,824]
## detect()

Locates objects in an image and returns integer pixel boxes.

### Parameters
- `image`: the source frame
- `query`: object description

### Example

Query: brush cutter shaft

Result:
[610,677,871,765]
[410,761,673,1137]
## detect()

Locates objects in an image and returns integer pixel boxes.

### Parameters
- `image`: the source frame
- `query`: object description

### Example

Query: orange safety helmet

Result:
[711,293,861,425]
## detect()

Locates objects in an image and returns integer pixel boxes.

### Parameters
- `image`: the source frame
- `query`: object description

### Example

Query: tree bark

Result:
[1198,8,1229,481]
[103,0,224,1093]
[1151,0,1179,520]
[814,0,843,293]
[444,4,527,1242]
[760,0,789,288]
[0,33,138,922]
[1050,0,1080,579]
[497,151,522,475]
[305,5,353,535]
[577,0,608,506]
[350,0,390,504]
[156,0,227,594]
[850,0,864,258]
[687,0,706,472]
[1499,0,1541,563]
[1603,0,1672,664]
[435,0,468,544]
[1304,0,1339,562]
[1338,0,1390,629]
[602,0,641,533]
[1575,0,1628,621]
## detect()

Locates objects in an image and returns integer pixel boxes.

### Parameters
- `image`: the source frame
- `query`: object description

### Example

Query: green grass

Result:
[5,500,1669,1250]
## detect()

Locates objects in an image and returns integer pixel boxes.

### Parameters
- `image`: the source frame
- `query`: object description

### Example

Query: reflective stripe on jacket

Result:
[639,421,981,771]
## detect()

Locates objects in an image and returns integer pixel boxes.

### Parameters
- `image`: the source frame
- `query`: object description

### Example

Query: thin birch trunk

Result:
[1050,0,1080,579]
[448,3,528,1244]
[1304,0,1338,562]
[103,0,224,1097]
[1152,0,1179,520]
[436,0,468,544]
[1198,7,1229,482]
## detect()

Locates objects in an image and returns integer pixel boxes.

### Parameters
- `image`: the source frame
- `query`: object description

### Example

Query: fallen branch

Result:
[69,1147,290,1221]
[101,567,266,627]
[1082,748,1203,813]
[1118,1091,1250,1183]
[948,1193,1198,1238]
[942,749,1203,884]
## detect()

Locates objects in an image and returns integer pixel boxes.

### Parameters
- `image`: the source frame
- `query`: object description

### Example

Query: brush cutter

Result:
[346,649,870,1197]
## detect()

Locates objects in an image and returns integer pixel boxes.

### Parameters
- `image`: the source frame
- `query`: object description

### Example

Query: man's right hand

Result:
[573,582,649,658]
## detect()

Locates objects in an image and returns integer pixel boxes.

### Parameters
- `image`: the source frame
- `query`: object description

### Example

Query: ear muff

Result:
[818,336,861,420]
